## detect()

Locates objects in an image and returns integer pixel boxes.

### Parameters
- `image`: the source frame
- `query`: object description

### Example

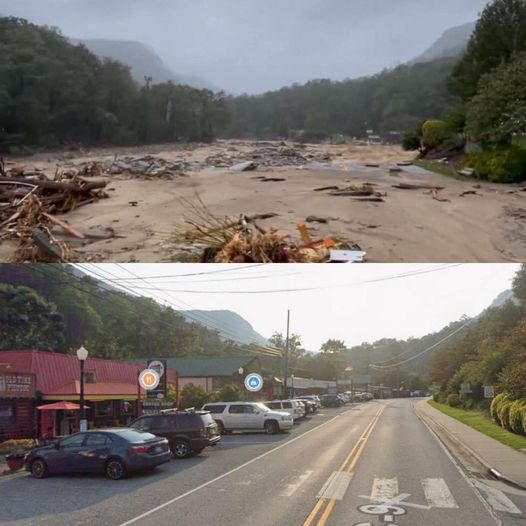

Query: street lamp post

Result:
[291,374,295,398]
[76,346,89,432]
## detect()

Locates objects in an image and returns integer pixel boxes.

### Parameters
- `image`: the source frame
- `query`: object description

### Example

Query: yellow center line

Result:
[301,404,386,526]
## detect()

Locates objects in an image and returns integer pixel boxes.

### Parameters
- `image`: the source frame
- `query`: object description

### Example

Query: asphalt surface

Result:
[1,399,525,526]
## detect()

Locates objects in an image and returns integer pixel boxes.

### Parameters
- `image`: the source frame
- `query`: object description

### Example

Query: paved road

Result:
[1,400,525,526]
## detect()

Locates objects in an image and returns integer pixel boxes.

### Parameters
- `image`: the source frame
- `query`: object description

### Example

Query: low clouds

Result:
[0,0,489,93]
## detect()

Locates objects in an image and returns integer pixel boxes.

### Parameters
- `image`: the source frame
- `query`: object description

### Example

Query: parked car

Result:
[296,398,318,414]
[298,395,322,409]
[320,394,344,408]
[265,400,305,420]
[25,429,170,480]
[129,409,220,459]
[202,402,293,434]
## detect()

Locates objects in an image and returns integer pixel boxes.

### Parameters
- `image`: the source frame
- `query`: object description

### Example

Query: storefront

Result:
[0,372,37,440]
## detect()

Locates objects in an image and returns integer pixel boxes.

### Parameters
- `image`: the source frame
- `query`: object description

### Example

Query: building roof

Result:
[127,356,258,377]
[0,350,146,396]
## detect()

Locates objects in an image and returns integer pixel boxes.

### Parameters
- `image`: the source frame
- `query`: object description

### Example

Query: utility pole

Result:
[283,310,290,398]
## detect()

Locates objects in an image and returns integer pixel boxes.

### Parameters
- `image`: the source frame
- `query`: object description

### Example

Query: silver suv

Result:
[201,402,294,435]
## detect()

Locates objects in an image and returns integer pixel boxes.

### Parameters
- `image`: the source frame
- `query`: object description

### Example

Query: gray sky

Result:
[1,0,488,93]
[77,263,518,352]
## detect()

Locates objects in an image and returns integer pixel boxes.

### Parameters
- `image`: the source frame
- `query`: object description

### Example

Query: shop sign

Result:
[0,373,36,398]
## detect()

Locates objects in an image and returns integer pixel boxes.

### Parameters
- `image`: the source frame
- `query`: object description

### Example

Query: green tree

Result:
[0,284,65,350]
[465,52,526,146]
[320,339,348,353]
[450,0,526,101]
[180,383,210,410]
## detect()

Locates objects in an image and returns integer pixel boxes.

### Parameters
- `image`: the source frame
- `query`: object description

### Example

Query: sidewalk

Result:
[416,399,526,489]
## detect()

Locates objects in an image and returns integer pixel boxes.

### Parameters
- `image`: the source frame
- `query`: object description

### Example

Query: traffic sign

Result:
[244,373,263,392]
[484,386,495,399]
[138,369,160,391]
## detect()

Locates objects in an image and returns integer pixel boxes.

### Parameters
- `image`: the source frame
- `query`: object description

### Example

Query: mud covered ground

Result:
[1,140,525,263]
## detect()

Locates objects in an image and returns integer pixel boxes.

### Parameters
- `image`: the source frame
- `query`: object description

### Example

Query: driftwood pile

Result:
[171,199,358,263]
[0,157,109,262]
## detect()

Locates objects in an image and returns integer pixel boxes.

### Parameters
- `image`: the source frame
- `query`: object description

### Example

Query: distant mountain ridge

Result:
[182,310,268,346]
[73,38,216,90]
[410,22,475,64]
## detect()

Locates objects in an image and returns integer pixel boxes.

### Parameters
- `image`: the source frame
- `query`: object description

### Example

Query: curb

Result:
[415,402,526,492]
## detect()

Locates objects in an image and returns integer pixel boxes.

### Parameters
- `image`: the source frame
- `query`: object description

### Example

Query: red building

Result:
[0,350,177,440]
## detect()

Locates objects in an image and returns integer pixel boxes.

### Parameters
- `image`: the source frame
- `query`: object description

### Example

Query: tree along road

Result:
[1,400,524,526]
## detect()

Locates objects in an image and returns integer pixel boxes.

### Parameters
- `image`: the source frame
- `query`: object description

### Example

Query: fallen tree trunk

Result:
[0,177,107,194]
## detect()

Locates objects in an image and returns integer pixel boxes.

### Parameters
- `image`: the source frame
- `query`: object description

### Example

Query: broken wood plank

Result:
[42,213,85,239]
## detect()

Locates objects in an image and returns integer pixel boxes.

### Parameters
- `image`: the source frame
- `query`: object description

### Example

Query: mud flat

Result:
[1,140,525,263]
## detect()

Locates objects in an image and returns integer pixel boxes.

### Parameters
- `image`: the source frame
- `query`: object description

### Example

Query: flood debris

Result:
[392,183,444,191]
[0,156,109,261]
[170,198,361,263]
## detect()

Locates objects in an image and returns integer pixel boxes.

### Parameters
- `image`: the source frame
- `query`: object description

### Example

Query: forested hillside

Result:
[0,264,245,359]
[224,58,459,140]
[74,39,214,90]
[0,17,228,151]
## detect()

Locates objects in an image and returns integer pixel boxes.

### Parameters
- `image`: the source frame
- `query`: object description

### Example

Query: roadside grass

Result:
[414,159,464,180]
[428,400,526,450]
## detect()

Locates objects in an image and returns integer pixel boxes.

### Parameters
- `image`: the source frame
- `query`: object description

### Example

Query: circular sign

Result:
[138,369,160,391]
[148,360,165,378]
[244,373,263,392]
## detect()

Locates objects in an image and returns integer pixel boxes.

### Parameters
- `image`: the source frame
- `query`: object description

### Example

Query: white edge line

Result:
[118,408,357,526]
[416,408,503,526]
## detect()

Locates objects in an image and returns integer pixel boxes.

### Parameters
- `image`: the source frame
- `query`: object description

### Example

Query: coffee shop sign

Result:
[0,373,36,397]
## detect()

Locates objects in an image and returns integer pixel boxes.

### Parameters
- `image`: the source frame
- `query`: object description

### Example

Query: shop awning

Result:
[37,401,90,411]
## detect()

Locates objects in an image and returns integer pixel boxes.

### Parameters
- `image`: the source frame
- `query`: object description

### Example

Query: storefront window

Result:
[95,401,113,418]
[0,404,15,424]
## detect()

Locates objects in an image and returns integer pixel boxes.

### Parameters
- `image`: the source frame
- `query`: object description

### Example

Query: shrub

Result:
[402,130,421,151]
[447,393,461,407]
[422,120,450,150]
[509,400,526,435]
[217,383,242,402]
[499,363,526,400]
[180,383,210,410]
[498,400,513,430]
[462,146,526,183]
[490,393,508,424]
[463,398,476,410]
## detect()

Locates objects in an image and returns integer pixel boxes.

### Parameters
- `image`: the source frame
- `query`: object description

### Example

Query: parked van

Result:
[265,400,305,420]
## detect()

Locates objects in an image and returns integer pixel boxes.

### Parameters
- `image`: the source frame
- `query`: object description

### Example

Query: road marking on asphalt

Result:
[371,478,399,502]
[280,470,314,497]
[302,404,387,526]
[117,407,356,526]
[317,472,354,500]
[416,409,503,526]
[471,479,522,515]
[421,478,459,509]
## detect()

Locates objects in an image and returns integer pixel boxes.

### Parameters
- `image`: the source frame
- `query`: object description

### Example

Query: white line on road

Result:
[416,410,503,526]
[280,470,314,497]
[118,408,357,526]
[422,478,459,509]
[471,479,522,515]
[317,471,354,500]
[371,478,399,501]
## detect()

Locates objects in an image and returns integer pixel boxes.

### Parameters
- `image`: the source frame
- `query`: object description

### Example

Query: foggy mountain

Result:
[183,311,268,346]
[410,22,476,64]
[73,39,216,90]
[0,0,488,94]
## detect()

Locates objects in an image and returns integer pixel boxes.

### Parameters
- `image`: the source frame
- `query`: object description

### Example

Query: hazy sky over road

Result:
[78,264,518,352]
[1,0,488,93]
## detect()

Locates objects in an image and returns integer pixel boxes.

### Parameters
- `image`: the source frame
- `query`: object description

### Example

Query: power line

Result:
[77,263,282,358]
[105,264,464,294]
[369,318,474,370]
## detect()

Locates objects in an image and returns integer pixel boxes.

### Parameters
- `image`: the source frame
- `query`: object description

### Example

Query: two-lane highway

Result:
[1,400,524,526]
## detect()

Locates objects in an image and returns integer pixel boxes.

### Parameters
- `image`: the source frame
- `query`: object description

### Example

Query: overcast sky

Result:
[1,0,488,93]
[76,263,519,352]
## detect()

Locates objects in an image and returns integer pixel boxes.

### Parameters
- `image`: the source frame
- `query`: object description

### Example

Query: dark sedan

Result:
[25,429,171,480]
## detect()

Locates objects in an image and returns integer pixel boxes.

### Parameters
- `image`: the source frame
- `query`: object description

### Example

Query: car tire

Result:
[30,458,49,479]
[171,440,191,459]
[105,458,127,480]
[264,420,279,435]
